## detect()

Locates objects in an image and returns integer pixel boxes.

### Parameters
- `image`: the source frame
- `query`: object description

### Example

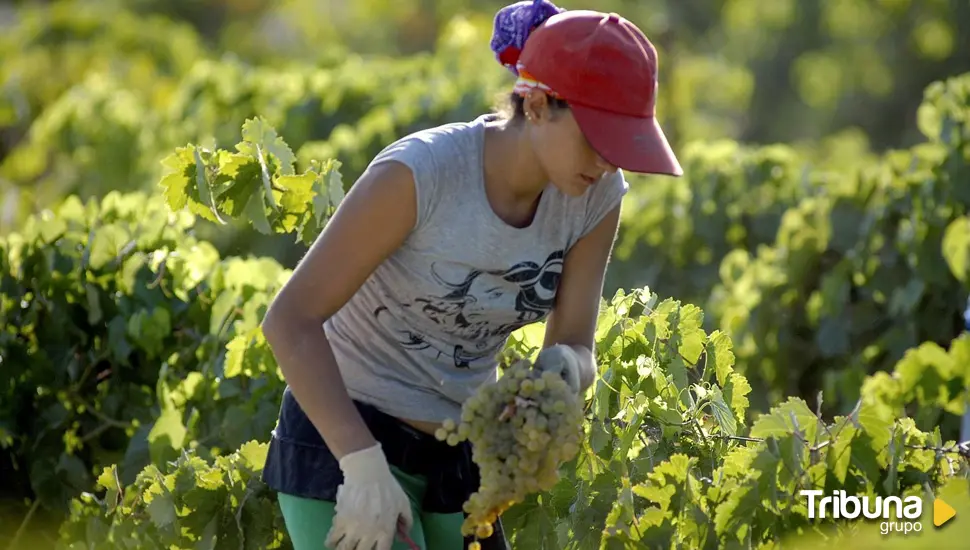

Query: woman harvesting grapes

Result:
[259,0,682,548]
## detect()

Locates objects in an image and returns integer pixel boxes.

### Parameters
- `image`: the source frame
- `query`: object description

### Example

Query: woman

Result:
[259,1,682,549]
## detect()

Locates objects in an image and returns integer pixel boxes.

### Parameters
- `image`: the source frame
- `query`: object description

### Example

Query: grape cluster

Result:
[435,353,585,547]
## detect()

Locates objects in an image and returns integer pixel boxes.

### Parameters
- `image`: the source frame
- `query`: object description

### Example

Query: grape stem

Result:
[497,396,537,422]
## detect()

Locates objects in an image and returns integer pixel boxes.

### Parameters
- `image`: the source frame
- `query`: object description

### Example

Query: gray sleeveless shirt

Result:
[324,114,629,423]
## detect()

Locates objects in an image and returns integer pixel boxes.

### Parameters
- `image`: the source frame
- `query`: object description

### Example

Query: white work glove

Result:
[325,443,413,550]
[533,344,583,394]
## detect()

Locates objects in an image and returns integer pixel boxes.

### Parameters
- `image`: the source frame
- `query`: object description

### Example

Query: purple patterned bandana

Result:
[490,0,565,76]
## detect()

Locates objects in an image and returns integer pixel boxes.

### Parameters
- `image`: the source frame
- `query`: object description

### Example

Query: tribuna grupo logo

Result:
[800,489,955,535]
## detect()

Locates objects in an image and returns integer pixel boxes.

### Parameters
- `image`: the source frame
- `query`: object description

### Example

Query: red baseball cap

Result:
[518,10,683,177]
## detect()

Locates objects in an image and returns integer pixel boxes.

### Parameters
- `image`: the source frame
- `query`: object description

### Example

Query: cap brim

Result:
[571,103,683,177]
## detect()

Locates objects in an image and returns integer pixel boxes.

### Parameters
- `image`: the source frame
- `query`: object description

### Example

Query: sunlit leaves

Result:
[0,190,290,515]
[943,216,970,283]
[705,71,970,416]
[38,275,970,549]
[59,443,286,549]
[158,117,345,245]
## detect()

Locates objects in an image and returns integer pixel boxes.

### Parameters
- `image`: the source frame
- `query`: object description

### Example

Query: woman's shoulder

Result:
[367,114,490,183]
[381,114,494,154]
[365,114,494,231]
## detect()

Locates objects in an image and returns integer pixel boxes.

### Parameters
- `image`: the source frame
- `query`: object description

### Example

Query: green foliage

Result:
[612,141,819,306]
[614,71,970,419]
[54,287,969,549]
[713,72,970,414]
[1,1,969,547]
[860,334,970,426]
[0,0,203,134]
[158,117,345,246]
[1,73,162,207]
[500,291,968,549]
[57,442,287,550]
[41,112,970,544]
[0,12,503,268]
[0,190,290,517]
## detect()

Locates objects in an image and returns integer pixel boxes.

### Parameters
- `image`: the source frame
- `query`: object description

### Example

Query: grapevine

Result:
[435,352,585,544]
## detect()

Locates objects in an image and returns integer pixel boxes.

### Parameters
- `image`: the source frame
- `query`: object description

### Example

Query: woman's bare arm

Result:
[260,160,418,460]
[542,203,623,393]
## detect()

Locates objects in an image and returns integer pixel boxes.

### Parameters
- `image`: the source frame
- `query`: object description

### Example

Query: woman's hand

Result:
[533,344,583,394]
[326,443,414,550]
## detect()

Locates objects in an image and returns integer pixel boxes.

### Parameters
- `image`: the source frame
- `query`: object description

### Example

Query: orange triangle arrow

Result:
[934,498,956,527]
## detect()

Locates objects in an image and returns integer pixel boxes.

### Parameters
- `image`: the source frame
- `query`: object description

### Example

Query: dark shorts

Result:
[261,387,509,549]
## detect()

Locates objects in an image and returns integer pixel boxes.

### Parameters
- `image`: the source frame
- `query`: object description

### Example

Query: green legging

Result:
[277,464,465,550]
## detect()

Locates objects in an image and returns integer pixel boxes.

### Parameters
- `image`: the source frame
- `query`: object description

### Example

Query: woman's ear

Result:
[523,89,551,123]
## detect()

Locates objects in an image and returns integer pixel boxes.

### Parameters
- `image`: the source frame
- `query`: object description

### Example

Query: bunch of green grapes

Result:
[435,353,585,548]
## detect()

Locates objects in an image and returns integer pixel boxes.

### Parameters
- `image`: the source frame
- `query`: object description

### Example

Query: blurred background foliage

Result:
[2,0,968,260]
[2,0,969,418]
[1,0,968,395]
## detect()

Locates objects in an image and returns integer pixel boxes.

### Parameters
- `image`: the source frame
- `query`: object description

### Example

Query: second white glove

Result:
[325,443,413,550]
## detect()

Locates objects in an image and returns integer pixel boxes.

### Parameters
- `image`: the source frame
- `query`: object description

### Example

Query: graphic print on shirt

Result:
[373,249,564,368]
